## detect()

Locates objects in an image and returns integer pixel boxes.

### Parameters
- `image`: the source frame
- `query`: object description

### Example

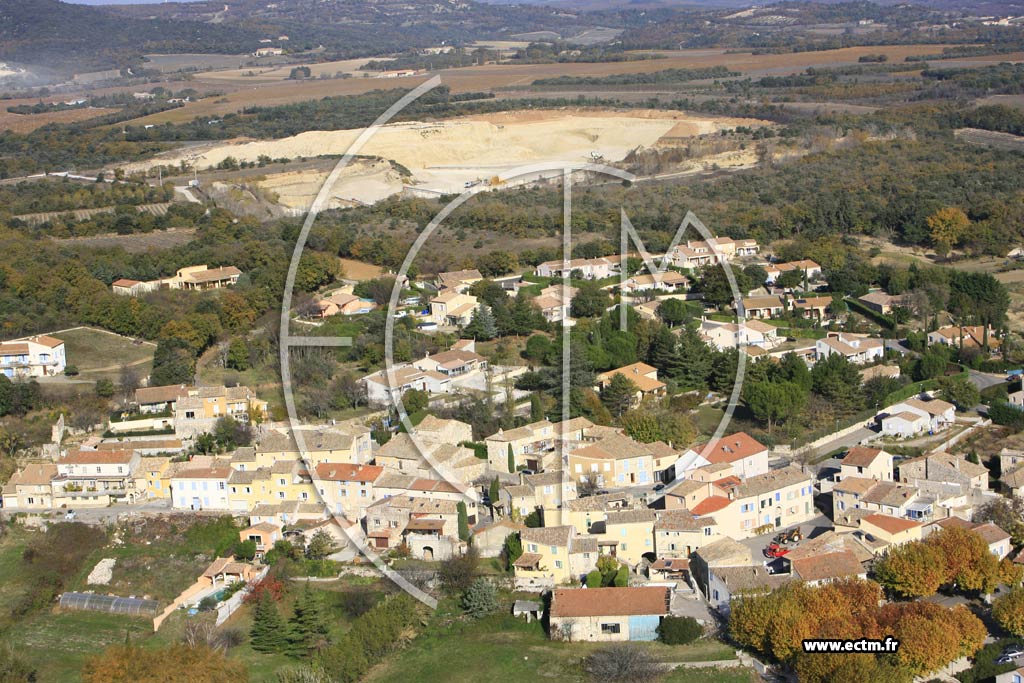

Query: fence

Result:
[215,566,269,626]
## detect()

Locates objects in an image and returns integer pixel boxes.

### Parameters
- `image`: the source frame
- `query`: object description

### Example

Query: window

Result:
[774,492,781,502]
[279,478,286,486]
[620,543,627,551]
[713,590,719,601]
[185,411,195,419]
[600,623,621,634]
[528,544,538,553]
[278,492,284,499]
[544,486,553,494]
[554,560,563,569]
[117,466,124,474]
[231,487,237,494]
[575,464,583,473]
[550,546,557,554]
[245,487,251,494]
[26,497,34,505]
[95,466,101,474]
[218,482,225,490]
[704,527,712,536]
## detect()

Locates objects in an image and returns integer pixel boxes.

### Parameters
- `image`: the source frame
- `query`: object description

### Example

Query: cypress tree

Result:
[507,443,515,473]
[457,501,470,542]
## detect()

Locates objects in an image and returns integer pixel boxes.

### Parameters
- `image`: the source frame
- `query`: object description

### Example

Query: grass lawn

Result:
[0,525,33,621]
[364,612,737,683]
[9,610,154,682]
[665,667,758,683]
[56,326,155,381]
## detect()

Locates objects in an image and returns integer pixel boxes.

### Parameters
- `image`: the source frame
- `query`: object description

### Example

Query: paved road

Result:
[804,425,877,463]
[1,500,177,524]
[969,369,1007,393]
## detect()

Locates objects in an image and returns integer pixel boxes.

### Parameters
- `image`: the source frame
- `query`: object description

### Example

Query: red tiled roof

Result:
[700,432,767,464]
[862,513,921,535]
[550,587,670,618]
[691,495,731,516]
[314,463,383,483]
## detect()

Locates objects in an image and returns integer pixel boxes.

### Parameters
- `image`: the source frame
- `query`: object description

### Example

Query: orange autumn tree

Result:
[873,541,946,598]
[994,587,1024,637]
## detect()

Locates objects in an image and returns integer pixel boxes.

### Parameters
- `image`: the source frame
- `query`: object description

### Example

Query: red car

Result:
[763,542,791,559]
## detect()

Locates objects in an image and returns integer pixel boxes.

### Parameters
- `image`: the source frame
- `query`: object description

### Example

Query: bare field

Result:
[129,44,949,127]
[339,258,385,281]
[50,227,197,253]
[127,108,769,205]
[0,107,120,133]
[196,57,392,83]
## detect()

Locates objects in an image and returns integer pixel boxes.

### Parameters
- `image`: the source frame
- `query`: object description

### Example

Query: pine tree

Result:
[465,305,498,341]
[251,590,290,653]
[287,583,329,657]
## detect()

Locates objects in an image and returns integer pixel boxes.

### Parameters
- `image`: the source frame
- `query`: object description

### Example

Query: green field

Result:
[365,612,738,683]
[55,326,156,382]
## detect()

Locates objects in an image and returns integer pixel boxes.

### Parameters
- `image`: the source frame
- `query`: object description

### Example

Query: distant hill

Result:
[0,0,259,71]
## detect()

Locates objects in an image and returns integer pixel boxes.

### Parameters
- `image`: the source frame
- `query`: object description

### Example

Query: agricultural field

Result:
[53,326,156,382]
[50,227,197,253]
[127,44,952,127]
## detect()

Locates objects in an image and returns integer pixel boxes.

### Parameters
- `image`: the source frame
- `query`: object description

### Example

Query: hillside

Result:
[0,0,259,70]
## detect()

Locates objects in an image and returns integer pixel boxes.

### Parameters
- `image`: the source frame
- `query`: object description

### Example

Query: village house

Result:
[878,397,956,438]
[0,334,66,378]
[374,432,484,484]
[523,471,578,510]
[927,325,999,351]
[699,319,781,352]
[740,295,786,319]
[858,290,905,315]
[691,538,788,611]
[595,362,666,405]
[548,586,671,642]
[687,431,769,480]
[411,341,488,378]
[534,257,618,280]
[591,508,658,566]
[780,537,868,586]
[717,465,815,538]
[167,265,243,290]
[764,259,821,285]
[513,525,598,589]
[1,463,57,509]
[837,446,894,483]
[170,464,233,511]
[654,509,719,558]
[472,518,525,558]
[435,269,483,293]
[860,513,924,548]
[428,290,478,326]
[568,432,657,487]
[926,517,1012,559]
[815,332,884,364]
[255,423,374,468]
[485,417,594,473]
[111,278,156,296]
[313,463,385,520]
[898,452,988,497]
[172,385,268,438]
[361,365,452,405]
[619,271,688,295]
[53,449,141,506]
[313,292,376,318]
[239,521,283,559]
[789,295,833,320]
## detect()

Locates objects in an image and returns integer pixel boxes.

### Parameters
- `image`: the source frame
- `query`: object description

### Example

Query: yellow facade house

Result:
[514,525,598,590]
[2,463,57,509]
[596,508,657,567]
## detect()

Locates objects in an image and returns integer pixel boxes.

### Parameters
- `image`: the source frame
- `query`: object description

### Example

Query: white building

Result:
[815,333,884,364]
[0,335,66,378]
[879,397,956,438]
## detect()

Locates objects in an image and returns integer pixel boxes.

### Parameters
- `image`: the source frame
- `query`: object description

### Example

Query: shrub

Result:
[657,616,703,645]
[582,644,663,683]
[461,578,499,618]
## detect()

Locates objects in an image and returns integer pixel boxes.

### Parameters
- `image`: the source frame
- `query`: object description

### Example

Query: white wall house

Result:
[0,335,66,378]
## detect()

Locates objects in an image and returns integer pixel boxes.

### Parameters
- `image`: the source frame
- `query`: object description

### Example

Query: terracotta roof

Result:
[5,463,57,487]
[842,447,885,469]
[650,558,689,571]
[112,278,142,287]
[862,513,921,535]
[712,565,790,592]
[550,587,670,618]
[861,481,918,508]
[699,432,767,465]
[513,552,543,569]
[183,266,241,284]
[61,449,135,465]
[135,384,189,405]
[742,295,785,310]
[789,550,864,582]
[691,495,730,516]
[902,397,955,417]
[314,463,383,483]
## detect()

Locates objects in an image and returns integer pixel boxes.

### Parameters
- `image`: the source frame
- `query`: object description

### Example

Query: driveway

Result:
[805,425,877,463]
[969,369,1007,393]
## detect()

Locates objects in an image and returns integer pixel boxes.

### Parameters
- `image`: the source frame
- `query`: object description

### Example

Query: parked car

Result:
[763,542,791,559]
[996,646,1024,664]
[652,483,665,493]
[65,509,76,521]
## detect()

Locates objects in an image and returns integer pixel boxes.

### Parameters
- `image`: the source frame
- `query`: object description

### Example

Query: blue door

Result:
[628,615,660,641]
